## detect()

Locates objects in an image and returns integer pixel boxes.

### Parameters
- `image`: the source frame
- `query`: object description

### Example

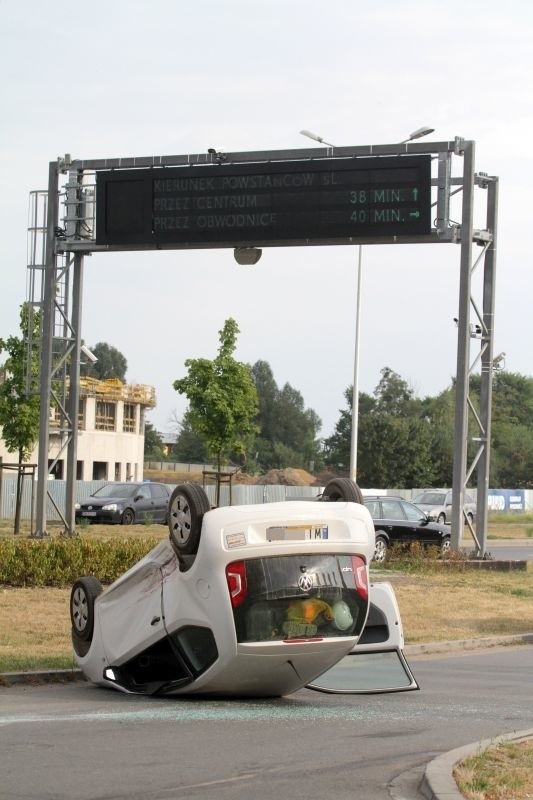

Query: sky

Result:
[1,0,532,441]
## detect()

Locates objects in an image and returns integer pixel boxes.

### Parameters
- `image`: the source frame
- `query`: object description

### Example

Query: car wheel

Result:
[466,512,474,526]
[168,483,211,556]
[322,478,364,504]
[70,576,103,642]
[121,508,135,525]
[437,512,446,524]
[373,535,388,564]
[441,535,451,556]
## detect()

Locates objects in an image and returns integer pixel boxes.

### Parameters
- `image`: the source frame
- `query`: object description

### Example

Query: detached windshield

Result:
[93,484,137,499]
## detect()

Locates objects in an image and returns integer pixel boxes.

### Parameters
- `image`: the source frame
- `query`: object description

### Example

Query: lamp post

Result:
[299,126,434,483]
[349,244,363,481]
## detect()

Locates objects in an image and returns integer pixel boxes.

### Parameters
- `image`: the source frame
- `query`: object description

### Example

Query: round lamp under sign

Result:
[234,247,262,266]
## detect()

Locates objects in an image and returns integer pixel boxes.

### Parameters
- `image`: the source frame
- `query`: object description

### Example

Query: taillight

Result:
[351,555,368,601]
[225,561,248,608]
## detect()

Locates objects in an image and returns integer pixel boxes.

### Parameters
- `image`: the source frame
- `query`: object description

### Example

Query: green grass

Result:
[489,512,533,524]
[454,739,533,799]
[0,653,77,674]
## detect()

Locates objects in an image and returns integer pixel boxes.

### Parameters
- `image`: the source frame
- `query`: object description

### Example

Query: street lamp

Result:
[300,126,435,483]
[299,129,336,148]
[400,126,435,143]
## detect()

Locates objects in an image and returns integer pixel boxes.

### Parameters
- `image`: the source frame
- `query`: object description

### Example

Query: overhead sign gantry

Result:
[26,137,498,559]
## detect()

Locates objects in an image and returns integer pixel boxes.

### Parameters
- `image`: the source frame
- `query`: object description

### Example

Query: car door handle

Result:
[151,616,161,626]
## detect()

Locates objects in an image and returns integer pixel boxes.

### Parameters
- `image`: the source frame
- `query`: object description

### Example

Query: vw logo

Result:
[298,573,314,592]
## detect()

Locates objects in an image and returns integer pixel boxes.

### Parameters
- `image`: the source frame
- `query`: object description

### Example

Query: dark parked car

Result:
[363,496,450,563]
[75,481,171,525]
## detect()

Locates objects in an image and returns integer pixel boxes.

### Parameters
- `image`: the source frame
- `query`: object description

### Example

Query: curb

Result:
[420,728,533,800]
[404,631,533,656]
[0,667,84,687]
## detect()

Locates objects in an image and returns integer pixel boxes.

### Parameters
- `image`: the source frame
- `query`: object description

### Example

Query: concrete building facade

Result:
[0,377,155,482]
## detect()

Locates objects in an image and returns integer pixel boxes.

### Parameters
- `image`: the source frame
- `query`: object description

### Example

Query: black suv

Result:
[363,496,450,563]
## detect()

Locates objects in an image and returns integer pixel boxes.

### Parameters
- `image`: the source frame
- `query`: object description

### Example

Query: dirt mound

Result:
[143,468,258,485]
[260,468,317,486]
[143,469,203,485]
[143,467,320,486]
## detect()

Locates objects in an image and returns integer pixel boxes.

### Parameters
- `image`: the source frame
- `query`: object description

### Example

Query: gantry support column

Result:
[451,141,475,552]
[34,161,60,537]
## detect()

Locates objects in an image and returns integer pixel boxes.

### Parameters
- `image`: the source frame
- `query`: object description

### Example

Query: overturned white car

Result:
[70,479,417,697]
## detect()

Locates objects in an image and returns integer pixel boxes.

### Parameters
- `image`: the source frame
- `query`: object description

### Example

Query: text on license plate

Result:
[267,525,328,541]
[82,511,97,517]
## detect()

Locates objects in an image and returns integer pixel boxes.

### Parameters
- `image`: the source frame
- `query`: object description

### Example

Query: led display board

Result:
[95,155,431,246]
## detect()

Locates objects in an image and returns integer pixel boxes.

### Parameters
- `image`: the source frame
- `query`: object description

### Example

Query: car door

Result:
[307,582,418,694]
[401,500,434,546]
[97,541,169,666]
[134,484,153,521]
[378,499,411,545]
[149,484,169,523]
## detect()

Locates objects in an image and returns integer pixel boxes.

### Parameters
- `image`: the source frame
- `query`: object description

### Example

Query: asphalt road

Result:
[487,543,533,561]
[1,645,532,800]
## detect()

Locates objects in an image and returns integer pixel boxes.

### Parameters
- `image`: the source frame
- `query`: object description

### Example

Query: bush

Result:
[0,537,160,587]
[379,541,468,573]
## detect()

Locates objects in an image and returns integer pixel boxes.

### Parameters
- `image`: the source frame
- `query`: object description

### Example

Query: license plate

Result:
[82,511,97,517]
[267,525,328,542]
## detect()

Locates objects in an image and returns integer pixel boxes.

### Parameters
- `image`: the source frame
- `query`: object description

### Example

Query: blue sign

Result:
[488,489,526,512]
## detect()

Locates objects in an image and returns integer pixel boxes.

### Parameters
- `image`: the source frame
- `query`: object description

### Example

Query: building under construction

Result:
[0,377,155,482]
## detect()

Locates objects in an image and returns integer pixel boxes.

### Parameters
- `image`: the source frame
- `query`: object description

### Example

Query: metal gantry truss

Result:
[26,140,497,553]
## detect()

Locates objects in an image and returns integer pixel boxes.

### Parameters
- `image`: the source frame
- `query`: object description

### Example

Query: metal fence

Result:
[0,476,323,522]
[144,461,215,473]
[1,475,531,522]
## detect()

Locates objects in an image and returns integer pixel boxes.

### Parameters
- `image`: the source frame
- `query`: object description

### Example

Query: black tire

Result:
[70,576,103,642]
[168,483,210,556]
[373,535,388,564]
[322,478,364,504]
[121,508,135,525]
[466,512,474,526]
[437,512,446,524]
[441,535,451,556]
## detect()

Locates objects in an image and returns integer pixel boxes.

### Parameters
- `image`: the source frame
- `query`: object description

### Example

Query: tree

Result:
[173,319,259,501]
[325,368,434,488]
[471,372,533,488]
[80,342,127,381]
[324,387,375,472]
[420,388,455,486]
[0,305,41,533]
[172,410,210,464]
[144,421,165,460]
[251,360,279,441]
[374,366,414,415]
[250,360,323,473]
